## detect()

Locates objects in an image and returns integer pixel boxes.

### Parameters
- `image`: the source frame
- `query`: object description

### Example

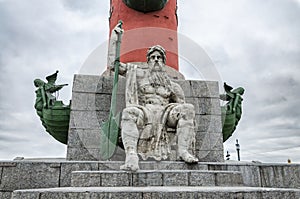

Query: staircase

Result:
[11,161,300,198]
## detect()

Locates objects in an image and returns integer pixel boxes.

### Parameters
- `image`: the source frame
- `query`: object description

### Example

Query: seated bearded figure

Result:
[110,44,199,171]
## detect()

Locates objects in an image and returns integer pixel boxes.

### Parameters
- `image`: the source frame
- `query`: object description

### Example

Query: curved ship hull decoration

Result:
[34,71,70,145]
[220,83,245,142]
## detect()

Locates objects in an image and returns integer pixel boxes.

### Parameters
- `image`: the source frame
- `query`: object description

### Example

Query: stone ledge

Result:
[1,161,299,194]
[12,186,300,199]
[0,162,60,192]
[72,74,220,98]
[71,170,244,187]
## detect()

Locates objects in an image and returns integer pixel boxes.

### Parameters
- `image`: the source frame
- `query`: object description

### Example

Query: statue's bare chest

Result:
[136,69,171,98]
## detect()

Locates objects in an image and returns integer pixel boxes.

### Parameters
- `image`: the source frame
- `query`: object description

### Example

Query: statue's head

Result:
[147,45,166,64]
[34,79,45,87]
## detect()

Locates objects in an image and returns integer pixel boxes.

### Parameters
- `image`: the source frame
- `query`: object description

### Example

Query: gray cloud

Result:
[177,1,300,162]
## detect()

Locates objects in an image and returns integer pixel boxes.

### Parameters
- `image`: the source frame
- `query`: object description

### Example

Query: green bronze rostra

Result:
[220,83,245,142]
[34,71,70,144]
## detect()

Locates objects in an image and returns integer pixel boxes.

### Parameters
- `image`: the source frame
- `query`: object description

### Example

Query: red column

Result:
[109,0,179,70]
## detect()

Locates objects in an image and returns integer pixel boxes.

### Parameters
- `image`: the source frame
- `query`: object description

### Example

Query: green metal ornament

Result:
[34,71,70,144]
[221,83,245,142]
[100,21,123,160]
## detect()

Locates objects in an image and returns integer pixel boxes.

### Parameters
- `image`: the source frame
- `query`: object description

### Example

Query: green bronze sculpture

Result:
[122,0,168,12]
[100,21,123,160]
[34,71,70,144]
[220,83,245,142]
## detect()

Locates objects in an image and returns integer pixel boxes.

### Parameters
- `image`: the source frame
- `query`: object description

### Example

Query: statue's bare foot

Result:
[120,153,139,171]
[179,151,199,163]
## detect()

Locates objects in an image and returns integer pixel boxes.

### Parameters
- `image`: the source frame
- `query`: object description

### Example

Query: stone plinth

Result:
[1,160,300,197]
[66,74,223,162]
[71,170,243,187]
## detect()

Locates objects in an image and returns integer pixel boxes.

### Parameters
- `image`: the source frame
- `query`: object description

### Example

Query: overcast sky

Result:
[0,0,299,163]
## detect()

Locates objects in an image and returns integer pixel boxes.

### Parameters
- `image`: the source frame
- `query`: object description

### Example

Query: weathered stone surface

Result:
[12,191,40,199]
[101,172,131,187]
[189,172,215,186]
[72,74,102,93]
[190,80,220,98]
[215,172,244,186]
[11,187,300,199]
[1,160,299,197]
[132,172,163,186]
[175,80,219,98]
[0,162,60,191]
[67,131,125,161]
[66,147,100,161]
[163,171,189,186]
[71,170,243,187]
[260,165,300,188]
[0,166,2,182]
[236,165,261,187]
[195,115,222,132]
[69,111,107,129]
[96,76,126,94]
[68,129,101,148]
[71,170,243,188]
[186,97,221,115]
[175,80,192,97]
[71,92,89,111]
[195,131,223,151]
[73,75,125,94]
[71,172,101,187]
[196,150,224,162]
[71,92,125,112]
[60,162,98,187]
[0,191,12,199]
[0,162,17,167]
[97,161,209,171]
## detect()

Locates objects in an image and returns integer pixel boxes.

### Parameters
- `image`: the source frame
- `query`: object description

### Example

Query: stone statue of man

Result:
[109,25,198,171]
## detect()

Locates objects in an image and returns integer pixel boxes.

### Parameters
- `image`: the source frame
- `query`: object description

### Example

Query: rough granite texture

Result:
[71,170,243,187]
[66,74,223,162]
[1,161,300,194]
[11,186,300,199]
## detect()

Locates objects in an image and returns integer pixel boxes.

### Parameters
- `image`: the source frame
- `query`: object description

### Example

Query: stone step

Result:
[97,161,210,170]
[71,170,244,187]
[12,186,300,199]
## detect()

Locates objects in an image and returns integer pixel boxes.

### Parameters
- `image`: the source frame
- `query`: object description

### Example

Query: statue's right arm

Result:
[110,62,128,75]
[108,22,126,75]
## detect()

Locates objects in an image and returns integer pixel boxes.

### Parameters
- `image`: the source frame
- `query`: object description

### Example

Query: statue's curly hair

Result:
[146,45,166,64]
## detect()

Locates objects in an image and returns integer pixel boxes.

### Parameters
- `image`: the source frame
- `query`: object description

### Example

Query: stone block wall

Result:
[1,160,300,197]
[66,74,224,161]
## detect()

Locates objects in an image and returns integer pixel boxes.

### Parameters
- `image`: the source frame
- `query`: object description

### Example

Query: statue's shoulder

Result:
[170,81,184,94]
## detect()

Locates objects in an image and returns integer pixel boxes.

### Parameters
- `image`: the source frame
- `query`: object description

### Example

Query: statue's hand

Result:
[113,21,124,35]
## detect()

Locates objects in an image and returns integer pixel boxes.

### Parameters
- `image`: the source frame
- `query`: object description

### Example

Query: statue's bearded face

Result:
[148,51,164,72]
[148,51,171,88]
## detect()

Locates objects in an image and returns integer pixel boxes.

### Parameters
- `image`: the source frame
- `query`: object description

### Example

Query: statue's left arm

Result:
[170,82,185,103]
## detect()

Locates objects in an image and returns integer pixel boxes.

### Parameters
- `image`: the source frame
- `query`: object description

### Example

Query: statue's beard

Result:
[149,63,171,88]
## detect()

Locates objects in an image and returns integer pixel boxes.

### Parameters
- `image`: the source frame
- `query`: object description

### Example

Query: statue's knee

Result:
[179,104,195,119]
[122,107,143,124]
